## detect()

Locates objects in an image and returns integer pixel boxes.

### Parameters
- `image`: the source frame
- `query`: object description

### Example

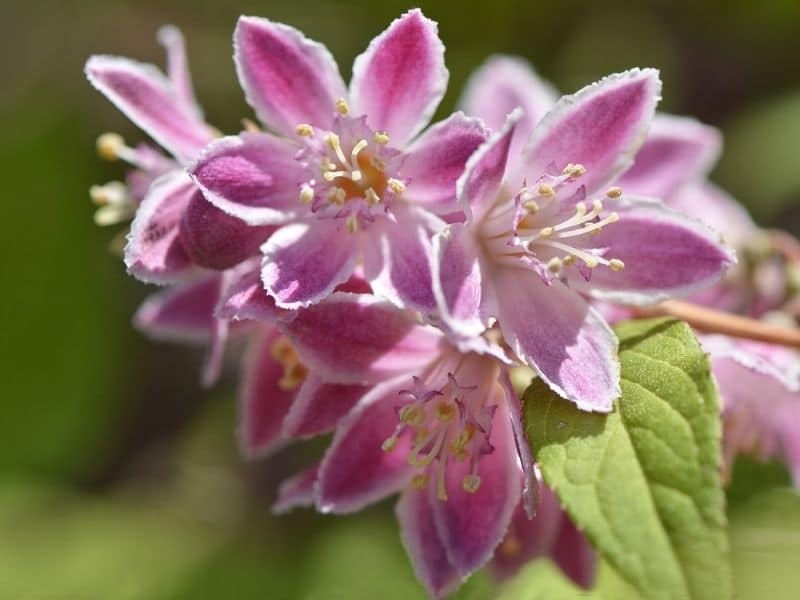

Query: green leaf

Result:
[523,318,731,599]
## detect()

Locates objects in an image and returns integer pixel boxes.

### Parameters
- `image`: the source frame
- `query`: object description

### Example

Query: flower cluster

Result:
[85,9,799,598]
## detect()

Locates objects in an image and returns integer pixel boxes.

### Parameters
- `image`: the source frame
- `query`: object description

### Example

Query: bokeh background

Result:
[2,0,800,597]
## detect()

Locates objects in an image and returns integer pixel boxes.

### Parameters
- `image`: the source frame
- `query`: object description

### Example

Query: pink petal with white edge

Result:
[238,328,297,458]
[551,518,597,589]
[201,309,229,388]
[316,376,415,513]
[523,69,661,196]
[457,109,522,224]
[272,464,319,515]
[125,170,197,284]
[431,223,491,337]
[349,9,448,145]
[396,488,461,599]
[85,55,213,163]
[282,375,369,438]
[281,293,442,384]
[669,182,756,249]
[179,192,274,270]
[261,221,360,309]
[500,370,538,518]
[234,16,346,136]
[617,114,721,198]
[496,268,620,412]
[402,112,489,214]
[570,197,735,305]
[364,206,443,314]
[157,26,203,120]
[216,263,282,323]
[134,273,222,344]
[431,392,523,574]
[191,132,306,226]
[459,55,557,163]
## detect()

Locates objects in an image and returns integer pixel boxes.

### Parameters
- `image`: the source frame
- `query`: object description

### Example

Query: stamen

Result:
[350,139,368,163]
[373,131,390,145]
[270,337,307,390]
[324,133,350,167]
[538,183,555,197]
[387,178,406,194]
[323,170,346,182]
[411,473,429,490]
[364,188,381,205]
[462,473,481,493]
[523,200,539,214]
[335,98,350,115]
[562,162,586,177]
[96,133,126,161]
[606,186,623,198]
[547,257,563,273]
[346,214,359,233]
[295,123,314,137]
[299,184,314,204]
[609,258,625,271]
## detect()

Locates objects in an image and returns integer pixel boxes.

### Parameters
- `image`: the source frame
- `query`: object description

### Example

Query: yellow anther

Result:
[606,186,623,198]
[400,404,425,426]
[346,215,359,233]
[335,98,350,115]
[382,436,398,452]
[547,257,563,273]
[96,133,125,160]
[323,170,344,182]
[295,123,314,137]
[351,139,368,160]
[365,187,381,205]
[350,170,363,182]
[436,401,456,423]
[242,118,261,133]
[411,473,430,490]
[574,201,587,216]
[563,162,586,177]
[270,337,308,390]
[592,199,604,213]
[584,257,599,268]
[387,178,406,194]
[500,535,522,557]
[608,212,620,223]
[523,200,539,214]
[327,187,346,205]
[563,255,576,266]
[462,474,481,493]
[539,227,554,238]
[279,363,308,390]
[299,185,314,204]
[538,183,555,197]
[609,258,625,271]
[373,131,390,145]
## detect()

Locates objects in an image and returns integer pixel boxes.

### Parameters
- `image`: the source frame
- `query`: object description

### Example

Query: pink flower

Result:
[86,27,273,282]
[190,10,488,311]
[433,69,734,412]
[263,293,536,598]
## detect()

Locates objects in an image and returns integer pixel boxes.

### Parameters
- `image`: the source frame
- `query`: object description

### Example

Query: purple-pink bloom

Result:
[433,69,734,411]
[190,10,488,312]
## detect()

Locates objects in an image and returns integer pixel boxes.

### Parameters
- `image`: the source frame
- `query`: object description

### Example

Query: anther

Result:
[96,133,125,161]
[538,183,555,197]
[547,257,563,273]
[387,178,406,194]
[335,98,350,115]
[351,139,368,162]
[382,436,398,452]
[462,474,481,493]
[295,123,314,137]
[242,119,261,133]
[299,185,314,204]
[609,258,625,271]
[562,163,586,177]
[539,227,554,238]
[411,473,429,490]
[373,131,390,145]
[365,188,381,205]
[346,214,359,233]
[606,186,623,198]
[523,200,539,214]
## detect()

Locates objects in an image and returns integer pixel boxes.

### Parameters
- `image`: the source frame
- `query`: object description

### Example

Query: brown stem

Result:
[634,299,800,348]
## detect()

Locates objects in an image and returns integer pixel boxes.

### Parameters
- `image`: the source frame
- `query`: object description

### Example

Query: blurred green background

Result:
[2,0,800,597]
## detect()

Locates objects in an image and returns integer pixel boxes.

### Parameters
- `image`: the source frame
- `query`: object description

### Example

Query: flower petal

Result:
[85,55,213,163]
[524,68,661,196]
[617,114,721,198]
[261,221,360,309]
[179,192,274,270]
[272,464,319,514]
[234,16,346,136]
[457,109,522,224]
[668,182,756,249]
[364,206,442,314]
[282,375,369,438]
[156,25,203,120]
[349,9,448,145]
[281,293,442,384]
[133,273,221,343]
[431,223,491,337]
[496,268,620,412]
[190,132,306,226]
[459,55,557,162]
[125,171,197,284]
[316,376,415,513]
[431,393,522,574]
[570,196,735,305]
[216,263,282,323]
[402,112,489,214]
[551,518,597,589]
[396,488,461,599]
[238,328,296,458]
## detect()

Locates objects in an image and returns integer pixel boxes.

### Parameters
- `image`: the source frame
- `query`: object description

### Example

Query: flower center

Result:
[382,373,496,501]
[270,336,308,390]
[484,163,626,283]
[293,99,407,233]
